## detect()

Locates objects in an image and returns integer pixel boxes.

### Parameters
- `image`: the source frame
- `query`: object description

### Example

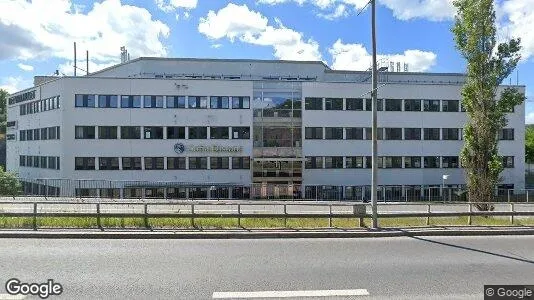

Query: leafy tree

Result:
[452,0,525,209]
[0,89,7,135]
[0,166,22,196]
[526,125,534,164]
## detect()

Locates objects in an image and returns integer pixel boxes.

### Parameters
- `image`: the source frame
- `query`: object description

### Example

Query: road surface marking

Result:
[0,294,26,300]
[213,289,370,298]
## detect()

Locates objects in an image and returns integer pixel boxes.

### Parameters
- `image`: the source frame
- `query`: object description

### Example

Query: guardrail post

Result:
[426,204,431,226]
[283,204,287,228]
[144,203,150,229]
[510,203,514,224]
[355,205,364,227]
[237,204,241,228]
[467,203,472,225]
[328,205,332,227]
[33,203,37,231]
[191,204,195,228]
[96,203,102,230]
[526,190,528,203]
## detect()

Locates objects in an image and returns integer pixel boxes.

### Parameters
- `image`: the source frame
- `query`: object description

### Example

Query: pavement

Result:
[0,236,532,299]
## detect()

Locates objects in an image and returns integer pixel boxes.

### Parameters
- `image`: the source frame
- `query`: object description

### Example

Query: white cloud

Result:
[0,77,32,93]
[257,0,368,19]
[0,0,170,72]
[329,39,437,72]
[526,111,534,124]
[211,44,223,49]
[17,63,34,71]
[199,3,321,61]
[380,0,455,21]
[155,0,198,12]
[498,0,534,61]
[317,4,348,20]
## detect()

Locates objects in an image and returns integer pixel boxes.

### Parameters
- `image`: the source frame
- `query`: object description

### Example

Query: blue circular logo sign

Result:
[174,143,185,154]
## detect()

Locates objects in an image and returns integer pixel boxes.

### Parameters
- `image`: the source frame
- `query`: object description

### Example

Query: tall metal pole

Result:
[371,0,379,228]
[86,50,89,75]
[73,42,77,77]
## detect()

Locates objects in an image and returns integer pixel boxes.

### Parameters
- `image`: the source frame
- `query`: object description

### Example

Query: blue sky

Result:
[1,0,533,121]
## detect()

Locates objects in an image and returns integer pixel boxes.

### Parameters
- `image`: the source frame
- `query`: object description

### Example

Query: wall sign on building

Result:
[174,142,243,154]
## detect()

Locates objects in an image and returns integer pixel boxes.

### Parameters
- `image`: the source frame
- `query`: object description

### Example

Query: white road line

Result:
[212,289,370,298]
[0,294,26,300]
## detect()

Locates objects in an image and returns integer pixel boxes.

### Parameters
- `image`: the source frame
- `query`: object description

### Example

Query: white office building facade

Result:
[6,58,526,200]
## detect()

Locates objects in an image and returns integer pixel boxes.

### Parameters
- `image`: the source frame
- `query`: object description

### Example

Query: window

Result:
[75,126,95,139]
[324,156,343,169]
[48,127,57,140]
[189,157,208,169]
[167,127,185,139]
[75,94,95,107]
[20,130,26,141]
[461,102,466,112]
[404,156,421,168]
[144,96,164,108]
[122,157,142,170]
[26,156,33,167]
[346,98,363,111]
[365,127,383,140]
[442,156,459,168]
[499,129,514,140]
[385,128,402,140]
[365,99,383,111]
[120,95,142,108]
[232,157,250,169]
[144,127,164,139]
[20,105,26,116]
[98,126,117,139]
[121,126,141,139]
[167,157,186,170]
[188,96,208,108]
[305,156,323,169]
[384,156,403,168]
[99,157,119,170]
[404,128,421,140]
[19,155,26,167]
[33,129,40,140]
[189,127,207,139]
[166,96,186,108]
[385,99,402,111]
[442,128,459,140]
[98,95,118,108]
[346,127,364,140]
[41,128,48,140]
[75,157,95,170]
[442,100,459,112]
[232,127,250,139]
[305,97,322,110]
[48,157,57,169]
[232,96,250,109]
[325,98,343,110]
[423,100,440,112]
[305,127,323,139]
[210,127,229,139]
[502,156,514,168]
[346,156,364,168]
[144,157,164,170]
[210,96,230,109]
[210,157,229,169]
[424,128,440,140]
[325,127,343,140]
[424,156,440,168]
[27,129,33,141]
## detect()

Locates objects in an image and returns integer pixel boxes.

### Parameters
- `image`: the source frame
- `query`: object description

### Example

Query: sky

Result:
[1,0,533,122]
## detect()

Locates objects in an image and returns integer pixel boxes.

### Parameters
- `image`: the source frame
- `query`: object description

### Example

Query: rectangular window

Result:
[210,96,230,109]
[499,128,514,140]
[41,128,48,140]
[210,127,229,139]
[365,127,383,140]
[442,156,459,168]
[424,128,440,140]
[502,156,514,168]
[366,99,383,111]
[325,127,343,140]
[404,156,421,168]
[346,156,364,168]
[48,127,57,140]
[75,126,95,139]
[346,98,363,111]
[404,99,421,111]
[26,156,33,167]
[442,128,459,140]
[20,130,26,141]
[48,156,57,169]
[144,157,164,170]
[167,157,186,170]
[346,127,364,140]
[305,127,323,139]
[98,95,118,108]
[442,100,459,112]
[232,157,250,169]
[189,127,208,139]
[231,96,250,109]
[122,157,142,170]
[75,157,95,170]
[325,98,343,110]
[424,156,440,168]
[33,128,40,140]
[167,127,185,139]
[143,96,164,108]
[404,128,421,140]
[20,105,26,116]
[305,156,323,169]
[189,157,208,169]
[98,126,118,139]
[325,156,343,169]
[166,96,186,108]
[120,95,142,108]
[120,126,141,139]
[385,128,402,140]
[75,94,95,107]
[19,155,26,167]
[40,156,47,169]
[210,157,229,169]
[188,96,208,108]
[385,99,402,111]
[232,127,250,139]
[423,100,440,112]
[144,127,164,139]
[98,157,119,170]
[384,156,403,168]
[27,129,33,141]
[304,97,322,110]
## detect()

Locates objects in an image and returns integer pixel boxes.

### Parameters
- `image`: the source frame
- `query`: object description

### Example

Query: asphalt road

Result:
[0,236,533,299]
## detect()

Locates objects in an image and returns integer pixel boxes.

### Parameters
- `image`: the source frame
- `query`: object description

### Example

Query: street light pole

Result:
[371,0,379,228]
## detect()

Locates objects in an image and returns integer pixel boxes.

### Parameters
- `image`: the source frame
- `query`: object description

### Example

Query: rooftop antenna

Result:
[404,63,409,72]
[120,46,129,63]
[396,62,401,72]
[74,42,77,76]
[86,50,89,75]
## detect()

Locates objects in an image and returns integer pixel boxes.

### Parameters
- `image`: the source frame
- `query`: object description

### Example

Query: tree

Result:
[526,125,534,164]
[452,0,525,209]
[0,166,22,196]
[0,89,7,135]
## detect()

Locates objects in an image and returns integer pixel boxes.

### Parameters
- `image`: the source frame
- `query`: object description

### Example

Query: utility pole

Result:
[371,0,379,228]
